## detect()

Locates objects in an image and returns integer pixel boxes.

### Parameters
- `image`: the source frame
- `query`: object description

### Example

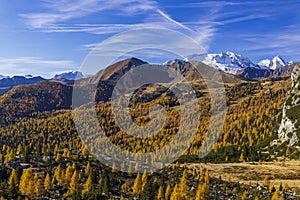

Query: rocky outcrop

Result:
[237,64,295,80]
[278,64,300,145]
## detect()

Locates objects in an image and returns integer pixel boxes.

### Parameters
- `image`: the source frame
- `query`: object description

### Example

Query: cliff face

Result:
[278,64,300,146]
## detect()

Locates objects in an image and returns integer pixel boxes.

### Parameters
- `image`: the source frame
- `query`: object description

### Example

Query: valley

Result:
[2,0,300,199]
[0,58,298,199]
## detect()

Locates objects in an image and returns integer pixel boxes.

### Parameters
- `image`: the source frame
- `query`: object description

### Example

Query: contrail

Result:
[157,9,194,32]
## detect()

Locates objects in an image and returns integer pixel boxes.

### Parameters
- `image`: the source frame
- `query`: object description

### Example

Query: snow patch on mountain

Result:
[258,56,287,70]
[163,59,186,66]
[25,75,33,79]
[200,51,259,74]
[0,75,9,80]
[163,52,291,75]
[258,59,272,68]
[53,71,84,80]
[271,56,286,70]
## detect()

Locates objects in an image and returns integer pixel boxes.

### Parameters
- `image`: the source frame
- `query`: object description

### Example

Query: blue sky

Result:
[0,0,300,77]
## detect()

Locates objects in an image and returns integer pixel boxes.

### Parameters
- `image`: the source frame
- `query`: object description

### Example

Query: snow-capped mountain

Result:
[0,75,38,80]
[164,52,290,75]
[52,71,84,80]
[200,52,261,74]
[258,56,287,70]
[163,59,186,66]
[0,75,9,80]
[0,75,45,94]
[162,52,293,79]
[164,51,268,75]
[258,59,271,68]
[25,75,33,79]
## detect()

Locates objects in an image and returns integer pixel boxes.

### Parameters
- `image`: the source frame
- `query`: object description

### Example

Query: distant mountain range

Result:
[52,71,84,80]
[164,51,295,80]
[0,52,297,95]
[200,52,292,73]
[0,76,45,94]
[0,71,84,95]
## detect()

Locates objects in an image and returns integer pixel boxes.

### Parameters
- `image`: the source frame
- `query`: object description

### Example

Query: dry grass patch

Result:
[189,161,300,193]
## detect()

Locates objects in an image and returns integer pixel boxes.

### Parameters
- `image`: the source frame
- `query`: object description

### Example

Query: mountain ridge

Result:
[52,71,84,80]
[0,76,45,95]
[165,52,294,80]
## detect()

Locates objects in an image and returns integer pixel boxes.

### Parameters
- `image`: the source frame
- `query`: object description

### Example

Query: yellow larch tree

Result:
[67,170,80,196]
[157,185,164,200]
[85,161,92,175]
[44,173,52,191]
[178,169,189,200]
[141,171,148,192]
[170,184,181,200]
[19,168,34,197]
[132,173,142,196]
[34,174,44,196]
[165,184,172,200]
[82,175,93,197]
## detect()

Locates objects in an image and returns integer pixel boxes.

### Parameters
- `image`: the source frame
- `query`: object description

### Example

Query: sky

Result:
[0,0,300,77]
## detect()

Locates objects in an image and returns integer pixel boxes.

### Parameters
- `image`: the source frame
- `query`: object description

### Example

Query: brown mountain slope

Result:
[0,81,73,125]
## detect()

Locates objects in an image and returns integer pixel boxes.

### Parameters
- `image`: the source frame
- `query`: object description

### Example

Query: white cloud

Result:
[228,25,300,61]
[157,9,193,32]
[21,0,219,49]
[21,0,157,29]
[0,57,76,77]
[220,14,272,24]
[22,0,288,61]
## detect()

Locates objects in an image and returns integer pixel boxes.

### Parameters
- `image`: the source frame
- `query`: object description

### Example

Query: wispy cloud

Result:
[157,9,193,32]
[21,0,157,28]
[227,24,300,61]
[220,14,272,24]
[20,0,219,49]
[21,0,297,61]
[0,57,75,77]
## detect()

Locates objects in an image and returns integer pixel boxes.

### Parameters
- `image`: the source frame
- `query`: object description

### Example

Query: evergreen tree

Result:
[140,180,154,200]
[8,169,18,197]
[99,169,110,196]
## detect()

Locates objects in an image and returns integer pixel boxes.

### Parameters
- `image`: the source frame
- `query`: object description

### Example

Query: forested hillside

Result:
[0,60,298,199]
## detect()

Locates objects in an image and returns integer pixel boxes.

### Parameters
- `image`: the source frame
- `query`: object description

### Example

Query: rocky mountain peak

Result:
[277,64,300,146]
